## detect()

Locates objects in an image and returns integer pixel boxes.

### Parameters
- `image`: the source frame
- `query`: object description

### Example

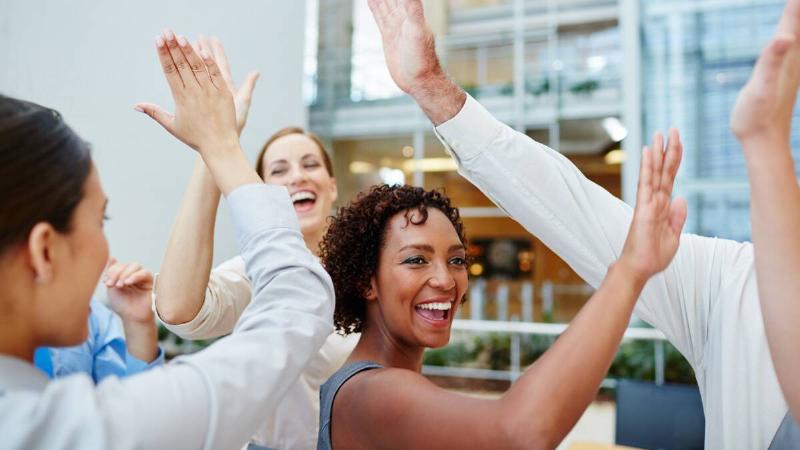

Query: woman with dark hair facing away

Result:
[0,29,334,449]
[317,142,686,448]
[147,37,356,450]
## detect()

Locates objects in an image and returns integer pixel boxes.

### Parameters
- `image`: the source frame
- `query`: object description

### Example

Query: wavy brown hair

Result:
[320,184,466,335]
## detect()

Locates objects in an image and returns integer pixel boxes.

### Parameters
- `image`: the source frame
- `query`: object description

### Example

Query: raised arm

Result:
[368,0,730,368]
[150,37,259,326]
[338,128,686,449]
[731,0,800,419]
[20,31,329,450]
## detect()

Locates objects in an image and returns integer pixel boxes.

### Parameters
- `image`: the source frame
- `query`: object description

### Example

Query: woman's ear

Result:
[365,275,378,301]
[27,222,56,284]
[330,177,338,203]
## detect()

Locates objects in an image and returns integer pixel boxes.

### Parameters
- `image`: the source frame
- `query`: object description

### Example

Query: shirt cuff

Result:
[433,94,505,163]
[125,347,165,375]
[226,184,300,248]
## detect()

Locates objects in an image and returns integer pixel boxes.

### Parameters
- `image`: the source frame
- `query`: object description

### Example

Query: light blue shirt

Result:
[34,298,164,383]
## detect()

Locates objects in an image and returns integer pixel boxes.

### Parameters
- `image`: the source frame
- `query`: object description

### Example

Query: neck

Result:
[0,298,35,363]
[349,320,426,372]
[303,228,324,257]
[0,258,37,363]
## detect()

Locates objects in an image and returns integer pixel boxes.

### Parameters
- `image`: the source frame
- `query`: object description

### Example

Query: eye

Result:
[270,168,287,176]
[449,256,467,266]
[304,161,321,169]
[403,256,427,265]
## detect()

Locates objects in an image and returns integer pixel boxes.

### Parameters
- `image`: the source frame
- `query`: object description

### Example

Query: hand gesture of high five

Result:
[368,0,465,124]
[731,0,800,146]
[196,37,259,135]
[617,130,687,284]
[137,30,261,194]
[136,31,239,156]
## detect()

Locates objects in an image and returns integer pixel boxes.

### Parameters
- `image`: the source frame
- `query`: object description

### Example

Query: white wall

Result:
[0,1,307,272]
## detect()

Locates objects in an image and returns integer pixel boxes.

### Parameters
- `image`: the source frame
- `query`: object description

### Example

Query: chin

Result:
[422,332,452,349]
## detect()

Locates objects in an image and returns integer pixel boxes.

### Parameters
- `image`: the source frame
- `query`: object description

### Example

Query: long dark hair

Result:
[0,95,92,253]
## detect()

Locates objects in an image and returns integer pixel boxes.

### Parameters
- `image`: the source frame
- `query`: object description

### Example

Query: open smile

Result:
[414,301,453,327]
[291,190,317,213]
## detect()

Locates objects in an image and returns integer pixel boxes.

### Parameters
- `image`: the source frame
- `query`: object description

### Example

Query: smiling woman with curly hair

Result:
[320,184,466,336]
[316,134,686,450]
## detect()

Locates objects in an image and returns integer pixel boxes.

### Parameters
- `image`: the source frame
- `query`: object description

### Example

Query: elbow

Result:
[502,414,561,450]
[154,293,195,325]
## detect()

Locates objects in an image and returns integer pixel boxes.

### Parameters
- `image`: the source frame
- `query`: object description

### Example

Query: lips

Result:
[290,190,317,213]
[414,301,452,326]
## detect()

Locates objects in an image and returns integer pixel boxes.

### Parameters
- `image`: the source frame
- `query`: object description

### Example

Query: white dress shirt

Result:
[434,95,789,450]
[0,184,334,450]
[159,256,357,450]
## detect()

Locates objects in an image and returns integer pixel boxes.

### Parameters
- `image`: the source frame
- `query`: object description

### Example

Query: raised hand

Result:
[731,0,800,146]
[367,0,465,124]
[135,30,239,156]
[617,130,687,283]
[197,37,259,135]
[104,258,155,325]
[367,0,441,95]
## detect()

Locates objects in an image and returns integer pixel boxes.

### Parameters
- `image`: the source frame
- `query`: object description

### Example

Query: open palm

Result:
[619,130,687,281]
[368,0,441,95]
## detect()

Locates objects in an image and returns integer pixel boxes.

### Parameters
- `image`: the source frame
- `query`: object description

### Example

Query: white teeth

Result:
[291,191,317,202]
[416,302,452,311]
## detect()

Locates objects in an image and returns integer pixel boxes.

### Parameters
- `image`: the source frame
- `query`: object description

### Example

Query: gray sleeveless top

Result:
[769,412,800,450]
[316,360,383,450]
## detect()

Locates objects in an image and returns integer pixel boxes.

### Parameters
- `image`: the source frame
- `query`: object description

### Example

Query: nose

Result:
[428,261,456,292]
[288,163,310,185]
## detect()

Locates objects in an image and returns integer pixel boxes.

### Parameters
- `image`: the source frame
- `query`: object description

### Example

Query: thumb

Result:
[668,197,688,236]
[134,102,176,134]
[237,71,260,104]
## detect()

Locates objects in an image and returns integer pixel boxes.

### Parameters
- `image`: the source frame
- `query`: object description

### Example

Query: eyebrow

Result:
[398,243,466,253]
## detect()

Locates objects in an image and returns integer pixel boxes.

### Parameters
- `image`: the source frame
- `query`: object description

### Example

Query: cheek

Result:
[263,174,290,187]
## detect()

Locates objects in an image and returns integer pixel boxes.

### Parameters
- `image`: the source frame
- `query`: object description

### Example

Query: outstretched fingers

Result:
[163,30,197,90]
[650,132,665,192]
[156,35,183,93]
[177,35,212,87]
[636,146,654,206]
[199,48,226,90]
[660,128,684,198]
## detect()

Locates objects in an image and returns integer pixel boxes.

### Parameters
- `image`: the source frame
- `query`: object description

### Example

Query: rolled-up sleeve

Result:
[160,256,252,340]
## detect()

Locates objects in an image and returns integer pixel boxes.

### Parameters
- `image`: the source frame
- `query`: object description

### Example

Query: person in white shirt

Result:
[731,0,800,428]
[366,0,799,448]
[0,29,334,450]
[146,37,356,450]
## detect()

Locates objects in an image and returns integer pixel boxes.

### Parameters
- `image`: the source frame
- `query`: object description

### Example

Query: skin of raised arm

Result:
[731,0,800,417]
[144,35,261,324]
[155,159,221,324]
[337,130,687,449]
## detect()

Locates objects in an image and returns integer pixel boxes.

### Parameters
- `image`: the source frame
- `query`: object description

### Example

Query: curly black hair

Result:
[320,184,467,335]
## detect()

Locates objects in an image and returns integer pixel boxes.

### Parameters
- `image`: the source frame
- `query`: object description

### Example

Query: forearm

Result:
[501,263,643,448]
[743,138,800,414]
[156,158,221,324]
[121,313,160,363]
